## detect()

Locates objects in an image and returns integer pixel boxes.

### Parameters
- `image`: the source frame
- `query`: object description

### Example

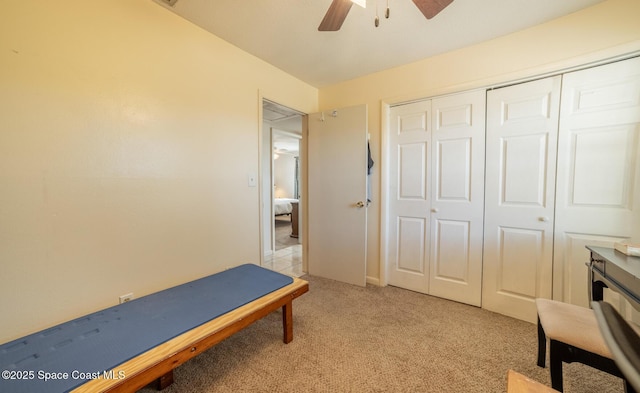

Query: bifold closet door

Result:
[554,56,640,309]
[387,90,485,306]
[482,76,561,323]
[429,91,485,306]
[387,100,432,293]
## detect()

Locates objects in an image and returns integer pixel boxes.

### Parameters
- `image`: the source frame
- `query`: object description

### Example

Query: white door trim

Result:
[258,93,308,269]
[379,100,391,287]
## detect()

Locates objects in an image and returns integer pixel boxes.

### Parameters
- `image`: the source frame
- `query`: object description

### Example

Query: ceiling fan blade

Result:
[412,0,454,19]
[318,0,353,31]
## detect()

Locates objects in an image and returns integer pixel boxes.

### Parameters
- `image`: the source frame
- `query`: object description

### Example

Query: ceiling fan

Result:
[318,0,453,31]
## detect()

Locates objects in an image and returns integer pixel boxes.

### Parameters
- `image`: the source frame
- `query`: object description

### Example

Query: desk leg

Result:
[592,281,605,302]
[589,264,605,303]
[282,302,293,343]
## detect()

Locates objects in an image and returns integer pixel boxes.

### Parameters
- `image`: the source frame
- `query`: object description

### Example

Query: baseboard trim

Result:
[366,276,380,286]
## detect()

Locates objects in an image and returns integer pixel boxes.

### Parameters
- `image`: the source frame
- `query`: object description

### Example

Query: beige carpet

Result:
[139,275,624,393]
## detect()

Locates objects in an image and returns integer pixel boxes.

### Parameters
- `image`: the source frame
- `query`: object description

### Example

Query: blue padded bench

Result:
[0,264,308,393]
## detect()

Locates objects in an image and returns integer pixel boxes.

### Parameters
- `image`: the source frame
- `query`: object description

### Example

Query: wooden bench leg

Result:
[282,301,293,343]
[154,370,174,390]
[537,316,546,368]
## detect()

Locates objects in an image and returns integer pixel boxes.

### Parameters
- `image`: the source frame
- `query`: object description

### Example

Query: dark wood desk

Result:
[587,246,640,311]
[290,201,299,238]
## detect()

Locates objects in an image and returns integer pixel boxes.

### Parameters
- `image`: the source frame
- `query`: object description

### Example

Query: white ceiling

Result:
[153,0,604,88]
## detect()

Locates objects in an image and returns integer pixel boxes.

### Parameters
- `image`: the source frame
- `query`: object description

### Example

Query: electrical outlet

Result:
[119,293,134,304]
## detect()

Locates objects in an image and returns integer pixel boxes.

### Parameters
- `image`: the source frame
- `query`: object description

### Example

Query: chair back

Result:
[592,301,640,392]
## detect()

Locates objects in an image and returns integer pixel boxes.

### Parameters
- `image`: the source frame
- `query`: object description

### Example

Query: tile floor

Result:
[263,244,304,277]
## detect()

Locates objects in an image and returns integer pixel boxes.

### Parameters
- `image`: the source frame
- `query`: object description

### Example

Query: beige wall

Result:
[3,0,640,345]
[0,0,317,343]
[317,0,640,283]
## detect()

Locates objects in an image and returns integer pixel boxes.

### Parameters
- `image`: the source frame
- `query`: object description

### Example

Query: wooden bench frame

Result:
[72,277,308,392]
[507,370,559,393]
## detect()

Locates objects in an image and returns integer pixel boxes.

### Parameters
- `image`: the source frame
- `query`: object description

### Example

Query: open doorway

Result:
[261,99,304,277]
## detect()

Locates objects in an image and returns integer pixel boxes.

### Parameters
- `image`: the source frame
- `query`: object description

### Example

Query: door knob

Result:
[356,201,365,208]
[431,208,439,213]
[538,216,550,222]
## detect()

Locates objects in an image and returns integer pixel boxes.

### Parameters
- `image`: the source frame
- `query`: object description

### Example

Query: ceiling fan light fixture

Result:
[320,0,452,31]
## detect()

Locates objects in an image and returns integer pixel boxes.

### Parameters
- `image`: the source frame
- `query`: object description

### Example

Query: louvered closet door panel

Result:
[483,76,561,323]
[554,56,640,309]
[429,90,485,306]
[387,100,432,293]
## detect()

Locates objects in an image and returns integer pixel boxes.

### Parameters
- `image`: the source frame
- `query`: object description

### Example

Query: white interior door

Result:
[387,100,432,293]
[429,91,485,306]
[554,56,640,308]
[386,90,485,306]
[308,105,368,286]
[483,76,561,323]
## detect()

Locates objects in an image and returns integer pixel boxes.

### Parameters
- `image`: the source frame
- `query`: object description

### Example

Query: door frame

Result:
[270,127,303,252]
[380,100,391,287]
[258,93,308,273]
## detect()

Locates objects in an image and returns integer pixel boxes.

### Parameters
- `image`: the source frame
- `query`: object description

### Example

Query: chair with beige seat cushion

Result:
[535,298,636,392]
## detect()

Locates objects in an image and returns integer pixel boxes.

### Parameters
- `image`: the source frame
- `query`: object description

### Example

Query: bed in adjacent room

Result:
[274,198,298,216]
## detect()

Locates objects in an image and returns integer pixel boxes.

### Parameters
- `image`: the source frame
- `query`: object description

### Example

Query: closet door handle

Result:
[431,208,439,213]
[538,216,550,222]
